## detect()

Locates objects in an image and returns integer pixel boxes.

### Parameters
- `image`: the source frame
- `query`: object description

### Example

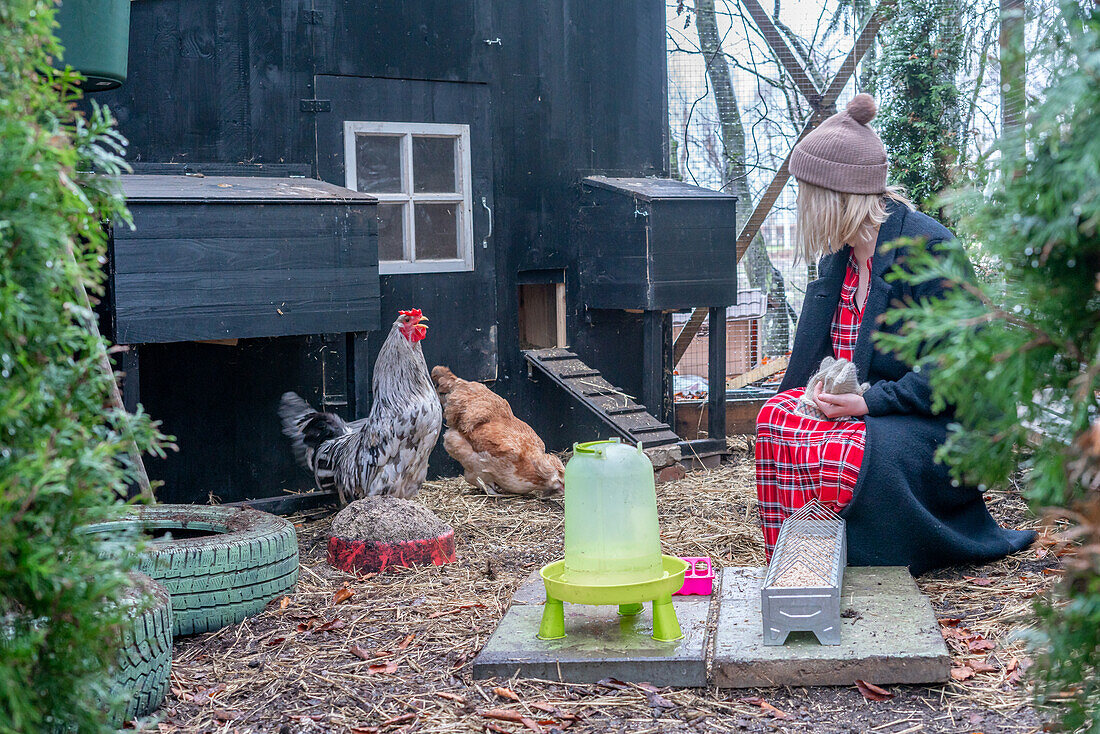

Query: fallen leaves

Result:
[941,624,997,656]
[186,683,226,703]
[315,617,346,633]
[289,714,326,723]
[333,585,355,605]
[963,576,994,586]
[1006,656,1032,686]
[738,696,789,718]
[643,689,676,709]
[966,637,996,653]
[948,655,1030,686]
[970,659,999,674]
[380,713,417,727]
[481,708,543,733]
[951,666,975,681]
[855,679,895,701]
[353,633,416,663]
[474,694,582,733]
[366,661,399,675]
[493,686,521,702]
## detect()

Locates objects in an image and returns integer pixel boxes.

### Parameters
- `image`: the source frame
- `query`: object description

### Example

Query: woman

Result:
[756,94,1034,575]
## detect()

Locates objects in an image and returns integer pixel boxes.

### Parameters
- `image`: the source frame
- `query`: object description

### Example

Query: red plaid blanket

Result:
[755,254,869,557]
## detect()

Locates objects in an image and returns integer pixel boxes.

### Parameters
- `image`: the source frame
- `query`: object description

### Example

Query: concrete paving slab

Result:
[473,570,712,686]
[714,566,950,687]
[509,569,546,605]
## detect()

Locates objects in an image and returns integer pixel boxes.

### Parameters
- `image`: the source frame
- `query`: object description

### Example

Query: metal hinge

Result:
[304,9,323,24]
[299,99,331,113]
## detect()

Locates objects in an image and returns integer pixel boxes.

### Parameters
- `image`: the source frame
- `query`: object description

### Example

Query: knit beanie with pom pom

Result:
[789,93,887,194]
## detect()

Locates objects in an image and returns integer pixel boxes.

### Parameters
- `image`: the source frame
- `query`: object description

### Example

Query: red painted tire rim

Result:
[327,530,456,575]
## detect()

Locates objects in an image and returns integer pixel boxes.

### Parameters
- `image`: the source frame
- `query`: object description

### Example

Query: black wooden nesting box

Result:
[576,176,739,310]
[106,175,380,344]
[101,174,381,506]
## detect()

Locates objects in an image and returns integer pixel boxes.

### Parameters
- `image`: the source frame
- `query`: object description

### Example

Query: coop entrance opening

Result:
[518,271,567,349]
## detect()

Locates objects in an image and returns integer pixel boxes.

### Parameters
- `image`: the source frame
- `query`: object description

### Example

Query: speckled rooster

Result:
[279,309,442,503]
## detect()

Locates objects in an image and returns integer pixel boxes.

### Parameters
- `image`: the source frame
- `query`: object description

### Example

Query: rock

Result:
[330,497,451,543]
[656,463,687,484]
[644,444,682,469]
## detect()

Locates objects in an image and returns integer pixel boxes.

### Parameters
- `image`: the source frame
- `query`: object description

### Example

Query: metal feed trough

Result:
[761,500,846,645]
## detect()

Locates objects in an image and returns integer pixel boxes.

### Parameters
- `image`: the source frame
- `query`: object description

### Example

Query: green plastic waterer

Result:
[538,439,687,642]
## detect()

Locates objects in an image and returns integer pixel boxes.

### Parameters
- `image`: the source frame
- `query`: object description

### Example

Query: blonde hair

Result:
[795,179,913,262]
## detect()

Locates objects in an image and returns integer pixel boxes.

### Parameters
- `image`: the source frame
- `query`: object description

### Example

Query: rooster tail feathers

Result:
[279,392,313,467]
[300,411,349,449]
[279,391,349,468]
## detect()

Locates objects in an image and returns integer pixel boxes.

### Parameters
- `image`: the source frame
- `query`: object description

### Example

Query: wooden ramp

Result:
[523,348,681,449]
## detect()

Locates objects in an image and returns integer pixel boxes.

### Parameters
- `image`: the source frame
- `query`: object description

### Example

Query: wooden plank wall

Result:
[112,203,380,344]
[90,0,672,490]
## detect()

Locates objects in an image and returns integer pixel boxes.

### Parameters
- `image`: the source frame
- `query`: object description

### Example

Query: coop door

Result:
[518,282,567,349]
[313,75,498,382]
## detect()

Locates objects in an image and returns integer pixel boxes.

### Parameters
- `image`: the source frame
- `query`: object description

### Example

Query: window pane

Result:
[412,136,457,193]
[413,203,459,260]
[376,203,406,261]
[355,135,402,193]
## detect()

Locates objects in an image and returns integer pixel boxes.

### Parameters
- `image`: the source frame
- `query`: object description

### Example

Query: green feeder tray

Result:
[538,555,688,642]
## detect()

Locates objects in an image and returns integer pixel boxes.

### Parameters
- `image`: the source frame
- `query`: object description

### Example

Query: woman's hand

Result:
[812,382,869,419]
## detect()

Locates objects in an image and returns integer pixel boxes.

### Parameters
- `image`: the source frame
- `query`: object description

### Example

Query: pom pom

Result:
[846,93,877,125]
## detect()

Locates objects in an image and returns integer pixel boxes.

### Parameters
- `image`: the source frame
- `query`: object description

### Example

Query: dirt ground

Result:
[146,440,1058,734]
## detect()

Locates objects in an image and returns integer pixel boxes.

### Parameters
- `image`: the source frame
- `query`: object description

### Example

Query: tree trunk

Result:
[999,0,1025,151]
[695,0,795,357]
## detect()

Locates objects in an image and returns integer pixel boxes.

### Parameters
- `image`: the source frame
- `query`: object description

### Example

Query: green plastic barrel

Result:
[54,0,130,91]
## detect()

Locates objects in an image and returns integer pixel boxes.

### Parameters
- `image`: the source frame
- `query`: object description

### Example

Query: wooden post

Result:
[350,332,373,420]
[708,306,726,443]
[662,312,675,426]
[119,346,140,413]
[320,332,349,419]
[642,310,664,420]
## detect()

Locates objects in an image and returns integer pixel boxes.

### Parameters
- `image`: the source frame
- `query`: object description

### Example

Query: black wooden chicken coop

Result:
[87,0,738,506]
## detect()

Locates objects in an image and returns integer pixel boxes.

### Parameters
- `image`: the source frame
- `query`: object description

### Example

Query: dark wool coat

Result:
[777,202,1035,575]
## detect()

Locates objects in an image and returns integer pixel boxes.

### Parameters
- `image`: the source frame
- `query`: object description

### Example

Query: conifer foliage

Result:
[876,0,965,209]
[0,1,163,731]
[877,4,1100,727]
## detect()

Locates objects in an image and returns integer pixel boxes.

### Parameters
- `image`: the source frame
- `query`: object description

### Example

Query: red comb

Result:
[399,308,423,320]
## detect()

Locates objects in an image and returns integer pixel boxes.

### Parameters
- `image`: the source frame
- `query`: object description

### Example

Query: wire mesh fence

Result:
[663,0,1039,436]
[667,0,848,433]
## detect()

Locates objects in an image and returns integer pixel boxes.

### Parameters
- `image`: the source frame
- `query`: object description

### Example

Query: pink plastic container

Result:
[674,557,715,596]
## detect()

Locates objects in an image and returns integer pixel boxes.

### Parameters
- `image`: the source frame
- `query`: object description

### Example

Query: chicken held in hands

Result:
[432,366,564,497]
[280,309,442,504]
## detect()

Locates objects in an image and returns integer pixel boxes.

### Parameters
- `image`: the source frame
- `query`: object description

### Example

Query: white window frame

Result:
[344,121,474,275]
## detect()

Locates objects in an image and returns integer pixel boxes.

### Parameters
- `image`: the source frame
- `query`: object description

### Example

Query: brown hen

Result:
[431,366,564,497]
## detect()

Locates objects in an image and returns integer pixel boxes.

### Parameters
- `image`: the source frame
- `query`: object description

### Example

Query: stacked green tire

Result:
[87,505,299,636]
[107,574,172,726]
